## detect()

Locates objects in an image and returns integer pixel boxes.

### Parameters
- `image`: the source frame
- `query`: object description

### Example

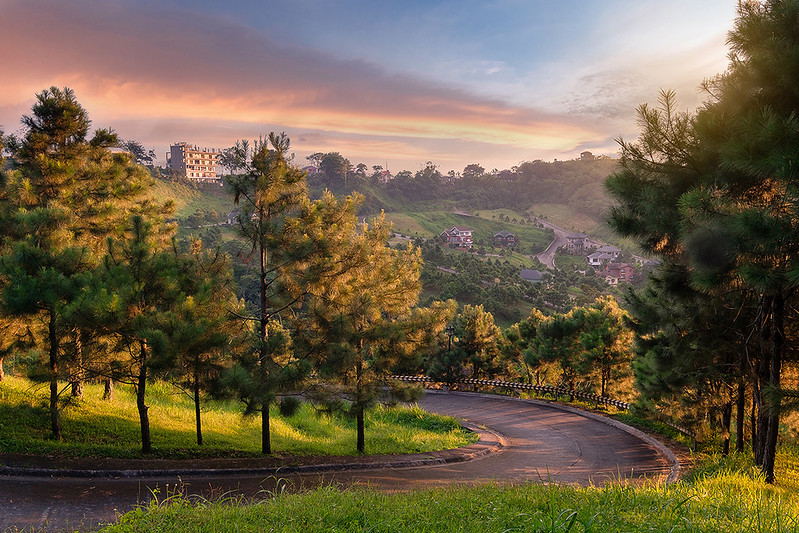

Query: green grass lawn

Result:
[104,451,799,532]
[0,377,476,459]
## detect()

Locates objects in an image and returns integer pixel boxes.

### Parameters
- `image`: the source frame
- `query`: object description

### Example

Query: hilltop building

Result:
[167,142,222,182]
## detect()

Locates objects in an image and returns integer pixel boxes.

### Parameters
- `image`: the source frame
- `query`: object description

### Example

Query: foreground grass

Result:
[104,459,799,532]
[0,376,476,459]
[101,420,799,532]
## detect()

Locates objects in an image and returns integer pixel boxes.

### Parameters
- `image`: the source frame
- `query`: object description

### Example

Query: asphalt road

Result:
[0,391,675,532]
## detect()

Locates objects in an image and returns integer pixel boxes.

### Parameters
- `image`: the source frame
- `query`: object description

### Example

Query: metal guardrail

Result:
[391,375,697,442]
[391,375,630,410]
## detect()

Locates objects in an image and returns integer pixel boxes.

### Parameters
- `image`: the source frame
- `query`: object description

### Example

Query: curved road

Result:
[0,392,674,532]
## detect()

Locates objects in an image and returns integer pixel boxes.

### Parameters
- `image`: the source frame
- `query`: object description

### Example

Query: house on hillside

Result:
[601,262,635,285]
[519,269,544,283]
[440,226,473,248]
[595,245,622,257]
[493,230,517,248]
[588,251,615,267]
[566,233,590,252]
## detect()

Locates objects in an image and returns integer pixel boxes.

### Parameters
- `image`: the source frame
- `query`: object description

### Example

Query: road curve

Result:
[0,391,675,532]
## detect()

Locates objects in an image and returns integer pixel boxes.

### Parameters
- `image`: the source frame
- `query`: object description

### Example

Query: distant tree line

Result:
[302,152,617,218]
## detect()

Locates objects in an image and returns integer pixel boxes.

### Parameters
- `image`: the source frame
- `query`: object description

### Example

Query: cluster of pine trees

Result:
[0,89,454,455]
[606,0,799,483]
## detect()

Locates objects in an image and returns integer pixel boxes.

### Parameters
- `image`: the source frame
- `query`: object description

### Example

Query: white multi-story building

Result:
[167,143,221,182]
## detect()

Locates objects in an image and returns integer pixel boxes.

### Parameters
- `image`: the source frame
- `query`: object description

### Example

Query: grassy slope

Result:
[384,210,553,253]
[150,180,234,219]
[0,377,476,459]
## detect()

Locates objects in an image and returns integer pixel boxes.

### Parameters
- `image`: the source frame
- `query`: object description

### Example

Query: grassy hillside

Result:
[384,210,553,254]
[150,180,234,219]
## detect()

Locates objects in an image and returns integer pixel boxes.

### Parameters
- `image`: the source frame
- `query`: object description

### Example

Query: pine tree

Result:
[154,238,243,446]
[0,88,163,439]
[300,214,425,453]
[224,133,311,455]
[453,304,502,381]
[82,215,179,453]
[573,297,632,398]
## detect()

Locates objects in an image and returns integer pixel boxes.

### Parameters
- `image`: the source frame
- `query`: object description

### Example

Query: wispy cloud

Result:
[1,0,611,170]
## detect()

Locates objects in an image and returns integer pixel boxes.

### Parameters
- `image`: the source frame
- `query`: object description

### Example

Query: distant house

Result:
[601,262,635,285]
[566,233,590,252]
[580,151,595,161]
[588,251,615,267]
[440,226,473,248]
[595,245,622,257]
[493,230,517,248]
[519,269,544,283]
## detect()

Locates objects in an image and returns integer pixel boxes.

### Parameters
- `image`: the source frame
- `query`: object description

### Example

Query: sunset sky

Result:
[2,1,736,173]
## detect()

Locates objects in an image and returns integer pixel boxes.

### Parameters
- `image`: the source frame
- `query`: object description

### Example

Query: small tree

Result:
[301,214,425,453]
[224,133,310,455]
[454,304,502,380]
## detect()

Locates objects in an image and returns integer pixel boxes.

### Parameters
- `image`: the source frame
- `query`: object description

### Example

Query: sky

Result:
[1,0,737,173]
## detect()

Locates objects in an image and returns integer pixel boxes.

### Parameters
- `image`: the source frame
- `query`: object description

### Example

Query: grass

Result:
[0,376,477,459]
[150,180,233,219]
[103,452,799,532]
[526,203,602,233]
[384,210,553,253]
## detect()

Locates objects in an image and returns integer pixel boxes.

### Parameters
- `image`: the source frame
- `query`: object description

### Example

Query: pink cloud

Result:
[1,0,610,170]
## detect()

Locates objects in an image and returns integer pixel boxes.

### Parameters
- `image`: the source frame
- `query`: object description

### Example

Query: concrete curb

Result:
[0,421,506,479]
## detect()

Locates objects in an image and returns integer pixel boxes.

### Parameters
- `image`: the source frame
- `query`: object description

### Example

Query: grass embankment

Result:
[105,453,799,532]
[150,180,233,219]
[0,376,476,459]
[384,210,553,254]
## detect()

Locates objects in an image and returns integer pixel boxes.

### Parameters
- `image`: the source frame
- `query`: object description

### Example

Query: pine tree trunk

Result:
[261,405,271,454]
[601,368,608,398]
[357,405,365,454]
[356,350,365,453]
[103,379,114,401]
[194,376,203,446]
[751,392,758,455]
[762,292,784,484]
[736,360,746,453]
[70,330,84,398]
[722,400,732,456]
[259,228,271,455]
[137,341,151,453]
[754,295,771,466]
[48,310,61,440]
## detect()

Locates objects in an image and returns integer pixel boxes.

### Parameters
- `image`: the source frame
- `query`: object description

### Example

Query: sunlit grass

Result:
[104,455,799,532]
[0,376,476,459]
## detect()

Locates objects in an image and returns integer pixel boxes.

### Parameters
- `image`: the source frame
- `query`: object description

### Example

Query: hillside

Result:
[385,209,553,255]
